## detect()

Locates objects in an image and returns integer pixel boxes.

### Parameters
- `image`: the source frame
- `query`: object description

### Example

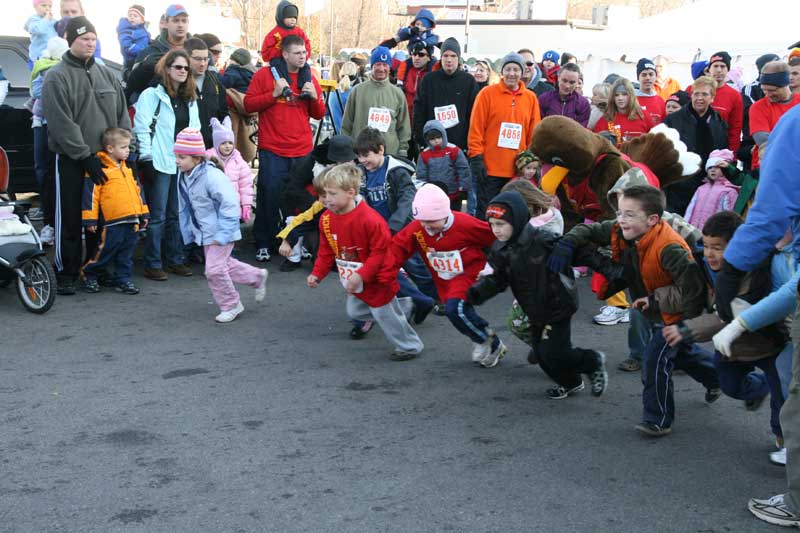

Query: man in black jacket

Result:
[663,76,728,215]
[412,38,479,153]
[185,37,228,147]
[126,4,190,99]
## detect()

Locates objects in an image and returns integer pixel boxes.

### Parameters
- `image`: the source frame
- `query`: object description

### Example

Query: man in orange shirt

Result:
[749,61,800,170]
[654,55,681,101]
[468,52,541,219]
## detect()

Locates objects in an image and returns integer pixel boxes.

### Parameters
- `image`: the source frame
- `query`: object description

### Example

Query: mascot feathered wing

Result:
[530,116,700,224]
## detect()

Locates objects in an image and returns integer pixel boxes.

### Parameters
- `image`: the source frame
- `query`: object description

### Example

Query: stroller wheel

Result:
[16,256,56,314]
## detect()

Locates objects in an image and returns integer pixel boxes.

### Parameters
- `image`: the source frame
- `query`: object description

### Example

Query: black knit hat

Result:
[65,16,96,46]
[230,48,251,66]
[636,58,656,77]
[327,135,355,163]
[441,37,461,58]
[667,90,690,108]
[709,51,731,70]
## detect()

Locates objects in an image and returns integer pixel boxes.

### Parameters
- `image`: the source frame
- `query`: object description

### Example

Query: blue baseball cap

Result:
[165,4,188,17]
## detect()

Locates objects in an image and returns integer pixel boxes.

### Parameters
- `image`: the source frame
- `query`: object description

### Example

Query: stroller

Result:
[0,147,56,313]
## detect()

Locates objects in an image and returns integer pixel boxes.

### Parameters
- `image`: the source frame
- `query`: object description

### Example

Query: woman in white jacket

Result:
[133,50,201,281]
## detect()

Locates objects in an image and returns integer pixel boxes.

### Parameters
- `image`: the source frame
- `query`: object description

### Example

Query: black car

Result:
[0,36,123,196]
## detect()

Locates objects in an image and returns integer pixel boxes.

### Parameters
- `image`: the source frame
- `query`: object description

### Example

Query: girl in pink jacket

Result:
[685,149,740,230]
[206,117,255,222]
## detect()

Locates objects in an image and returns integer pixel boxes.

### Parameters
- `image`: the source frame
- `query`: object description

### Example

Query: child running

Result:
[391,184,505,367]
[174,128,268,323]
[468,190,608,398]
[307,162,424,361]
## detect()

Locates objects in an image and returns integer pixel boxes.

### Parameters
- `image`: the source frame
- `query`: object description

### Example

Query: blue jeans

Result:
[641,327,719,428]
[714,350,785,438]
[398,271,434,309]
[778,342,793,398]
[628,308,651,361]
[81,223,138,284]
[255,150,303,250]
[143,172,183,269]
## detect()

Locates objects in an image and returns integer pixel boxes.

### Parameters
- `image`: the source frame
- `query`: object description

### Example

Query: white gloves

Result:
[713,317,748,358]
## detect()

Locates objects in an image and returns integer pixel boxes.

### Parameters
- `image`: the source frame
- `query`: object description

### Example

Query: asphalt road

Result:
[0,240,786,532]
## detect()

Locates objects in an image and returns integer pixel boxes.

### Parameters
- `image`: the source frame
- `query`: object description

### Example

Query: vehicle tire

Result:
[16,256,56,313]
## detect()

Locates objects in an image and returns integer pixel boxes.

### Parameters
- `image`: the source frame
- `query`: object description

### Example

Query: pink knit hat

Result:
[705,148,735,170]
[412,183,451,221]
[174,128,206,155]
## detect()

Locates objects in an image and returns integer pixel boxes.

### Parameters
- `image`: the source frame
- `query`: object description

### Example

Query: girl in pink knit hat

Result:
[684,149,740,230]
[390,184,508,367]
[174,128,268,323]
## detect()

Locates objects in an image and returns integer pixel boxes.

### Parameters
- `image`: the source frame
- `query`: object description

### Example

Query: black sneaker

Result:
[350,320,373,340]
[82,279,100,293]
[56,279,77,295]
[705,387,722,404]
[745,394,768,411]
[527,349,539,365]
[432,301,446,316]
[279,259,302,272]
[634,422,672,437]
[589,351,608,397]
[546,382,585,400]
[116,281,140,295]
[389,349,418,361]
[412,300,434,324]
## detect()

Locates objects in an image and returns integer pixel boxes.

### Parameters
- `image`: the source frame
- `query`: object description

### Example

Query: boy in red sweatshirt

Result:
[260,0,313,98]
[391,184,506,367]
[308,162,424,361]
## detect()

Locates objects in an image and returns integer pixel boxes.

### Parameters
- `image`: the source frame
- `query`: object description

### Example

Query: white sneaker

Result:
[39,224,55,246]
[749,494,800,527]
[593,305,630,325]
[770,447,787,466]
[255,248,271,262]
[254,269,269,302]
[471,340,491,364]
[215,301,244,323]
[480,337,507,368]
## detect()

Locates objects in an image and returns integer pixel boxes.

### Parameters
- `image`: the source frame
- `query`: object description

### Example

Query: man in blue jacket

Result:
[715,103,800,527]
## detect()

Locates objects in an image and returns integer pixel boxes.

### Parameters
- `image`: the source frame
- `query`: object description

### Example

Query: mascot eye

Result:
[550,156,565,166]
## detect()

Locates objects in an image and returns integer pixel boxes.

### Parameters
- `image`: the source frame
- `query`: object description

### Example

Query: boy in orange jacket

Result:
[81,128,148,295]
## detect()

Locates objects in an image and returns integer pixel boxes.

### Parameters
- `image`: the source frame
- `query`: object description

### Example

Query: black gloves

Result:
[714,259,746,323]
[82,154,107,185]
[547,239,576,274]
[138,159,155,184]
[469,155,486,185]
[379,38,398,49]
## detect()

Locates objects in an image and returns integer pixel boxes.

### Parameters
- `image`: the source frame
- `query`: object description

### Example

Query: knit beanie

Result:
[196,33,221,49]
[128,4,146,19]
[65,16,97,46]
[441,37,461,58]
[756,53,780,74]
[45,37,69,60]
[412,184,452,221]
[230,48,252,66]
[514,151,538,172]
[281,3,299,20]
[705,148,735,170]
[174,128,207,156]
[55,17,71,38]
[636,58,656,77]
[210,118,235,152]
[500,52,524,72]
[691,60,708,80]
[709,51,731,70]
[667,90,690,107]
[542,50,560,64]
[370,46,392,67]
[485,202,514,224]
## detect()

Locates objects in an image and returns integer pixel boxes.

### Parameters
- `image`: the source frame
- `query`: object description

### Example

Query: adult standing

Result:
[537,63,590,127]
[739,53,780,170]
[413,38,479,153]
[329,61,358,133]
[41,17,130,294]
[184,37,228,148]
[663,76,728,215]
[245,34,325,262]
[195,33,224,71]
[472,60,497,90]
[133,50,199,280]
[127,4,190,98]
[791,58,800,94]
[690,51,743,153]
[341,46,411,158]
[635,58,666,128]
[396,42,433,127]
[468,52,541,218]
[518,48,554,97]
[748,61,800,171]
[653,55,681,101]
[58,0,102,59]
[712,104,800,528]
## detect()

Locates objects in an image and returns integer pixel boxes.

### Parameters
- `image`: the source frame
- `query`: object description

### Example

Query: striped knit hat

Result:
[174,128,206,155]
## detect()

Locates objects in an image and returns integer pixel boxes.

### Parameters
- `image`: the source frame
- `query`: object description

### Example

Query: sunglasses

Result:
[412,52,428,57]
[525,61,535,66]
[171,64,190,71]
[210,48,223,56]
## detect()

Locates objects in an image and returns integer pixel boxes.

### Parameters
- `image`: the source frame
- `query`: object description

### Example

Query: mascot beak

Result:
[540,164,569,195]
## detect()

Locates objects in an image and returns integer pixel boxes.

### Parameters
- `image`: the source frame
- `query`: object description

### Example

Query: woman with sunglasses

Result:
[133,49,201,281]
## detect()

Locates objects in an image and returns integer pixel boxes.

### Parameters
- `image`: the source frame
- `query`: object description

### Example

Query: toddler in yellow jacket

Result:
[80,128,148,294]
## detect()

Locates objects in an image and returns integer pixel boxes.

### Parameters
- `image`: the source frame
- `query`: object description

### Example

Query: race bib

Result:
[367,107,392,132]
[497,122,522,149]
[427,250,464,280]
[434,104,459,129]
[336,259,364,293]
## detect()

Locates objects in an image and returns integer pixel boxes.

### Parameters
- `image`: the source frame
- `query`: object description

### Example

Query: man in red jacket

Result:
[698,51,744,153]
[245,35,325,262]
